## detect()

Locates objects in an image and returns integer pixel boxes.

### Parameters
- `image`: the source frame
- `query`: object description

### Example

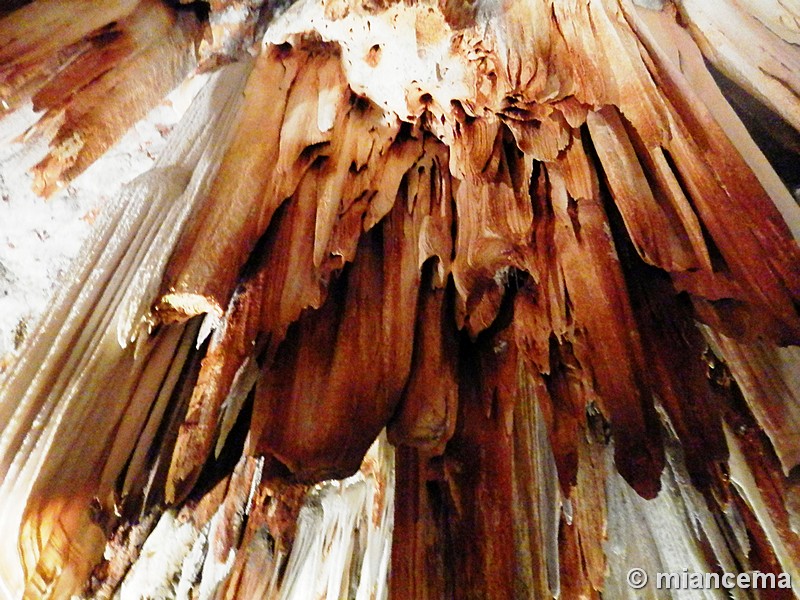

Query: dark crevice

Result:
[165,0,210,21]
[706,60,800,202]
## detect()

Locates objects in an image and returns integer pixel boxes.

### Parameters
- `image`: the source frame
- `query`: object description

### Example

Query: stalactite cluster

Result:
[1,0,800,598]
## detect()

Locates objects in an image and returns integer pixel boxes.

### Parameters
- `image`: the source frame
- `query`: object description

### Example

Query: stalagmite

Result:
[1,0,800,598]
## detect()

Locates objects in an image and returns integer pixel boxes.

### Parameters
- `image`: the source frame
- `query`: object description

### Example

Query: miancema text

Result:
[657,569,791,590]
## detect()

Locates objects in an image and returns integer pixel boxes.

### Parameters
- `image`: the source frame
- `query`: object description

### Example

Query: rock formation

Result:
[1,0,800,598]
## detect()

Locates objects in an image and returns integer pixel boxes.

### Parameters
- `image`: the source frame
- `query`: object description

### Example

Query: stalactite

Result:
[1,0,800,598]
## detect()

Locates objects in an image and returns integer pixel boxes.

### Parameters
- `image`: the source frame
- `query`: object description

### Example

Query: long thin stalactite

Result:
[1,0,800,598]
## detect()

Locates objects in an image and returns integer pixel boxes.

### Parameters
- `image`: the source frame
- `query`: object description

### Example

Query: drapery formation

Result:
[1,0,800,598]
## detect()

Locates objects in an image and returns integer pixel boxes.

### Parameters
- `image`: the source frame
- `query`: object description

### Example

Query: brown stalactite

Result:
[1,0,800,598]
